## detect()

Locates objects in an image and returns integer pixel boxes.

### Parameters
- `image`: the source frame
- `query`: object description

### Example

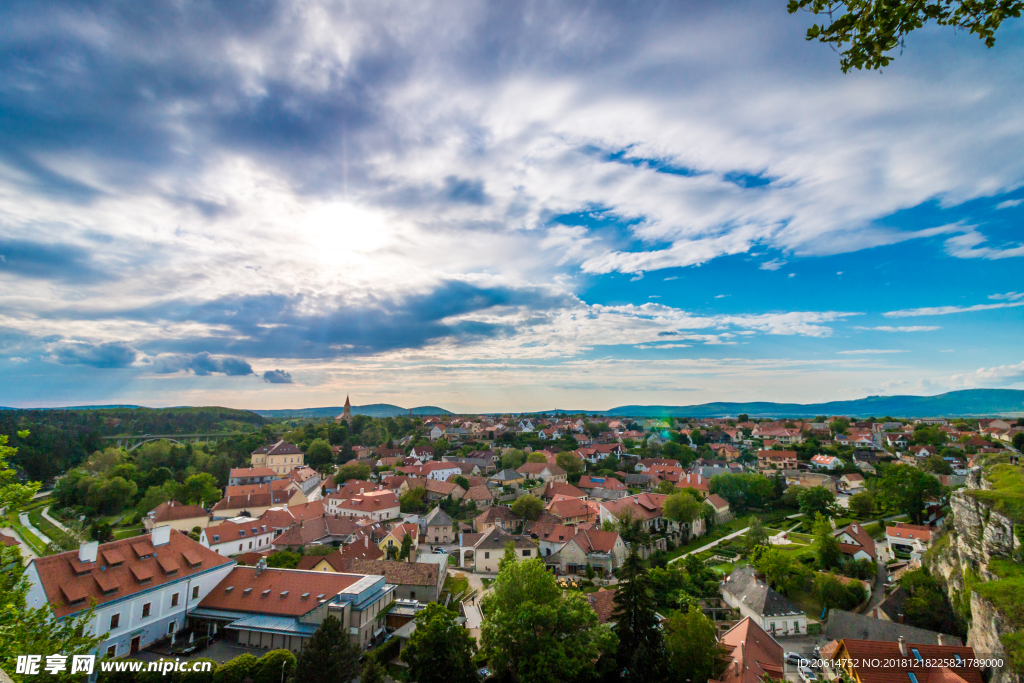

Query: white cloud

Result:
[788,273,796,278]
[759,259,787,271]
[836,349,908,355]
[634,343,691,349]
[989,292,1024,302]
[715,294,730,299]
[884,300,1024,317]
[853,326,941,332]
[943,229,1024,260]
[663,276,679,282]
[996,199,1022,209]
[941,360,1024,388]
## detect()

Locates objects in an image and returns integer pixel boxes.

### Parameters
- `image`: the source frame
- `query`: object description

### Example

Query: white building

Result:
[24,526,234,659]
[200,518,277,556]
[721,566,807,638]
[810,454,842,470]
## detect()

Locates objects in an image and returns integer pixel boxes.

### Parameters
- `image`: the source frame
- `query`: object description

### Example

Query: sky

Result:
[1,0,1022,413]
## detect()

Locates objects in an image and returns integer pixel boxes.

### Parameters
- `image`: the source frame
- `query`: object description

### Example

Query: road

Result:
[19,512,52,545]
[42,506,72,533]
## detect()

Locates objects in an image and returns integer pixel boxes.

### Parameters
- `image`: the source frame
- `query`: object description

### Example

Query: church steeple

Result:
[335,395,353,425]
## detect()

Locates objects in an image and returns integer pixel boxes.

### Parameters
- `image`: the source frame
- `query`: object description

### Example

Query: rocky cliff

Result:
[926,467,1021,683]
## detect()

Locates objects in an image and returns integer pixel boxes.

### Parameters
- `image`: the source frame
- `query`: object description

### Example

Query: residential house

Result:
[421,479,466,502]
[575,444,624,463]
[143,501,209,532]
[473,506,520,534]
[378,523,420,556]
[228,467,280,487]
[286,466,323,496]
[757,450,799,473]
[833,523,876,562]
[586,588,618,624]
[886,522,934,561]
[825,609,962,647]
[545,496,601,525]
[397,462,463,481]
[462,527,537,573]
[345,559,445,603]
[710,443,742,461]
[409,445,435,460]
[839,473,866,493]
[224,479,307,503]
[674,473,710,497]
[269,515,384,551]
[546,529,627,576]
[634,458,680,473]
[790,471,838,493]
[325,490,401,521]
[833,638,982,683]
[524,521,577,557]
[193,565,395,650]
[24,527,234,659]
[489,469,526,488]
[201,518,276,556]
[422,507,455,545]
[758,429,804,446]
[538,481,587,501]
[210,488,304,520]
[705,494,733,524]
[257,500,326,536]
[714,617,784,683]
[599,493,678,538]
[810,454,842,470]
[576,475,628,500]
[429,424,446,440]
[464,485,496,509]
[515,462,567,483]
[250,440,305,475]
[722,566,807,637]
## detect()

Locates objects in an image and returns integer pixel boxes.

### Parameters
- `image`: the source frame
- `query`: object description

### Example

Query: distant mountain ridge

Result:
[538,389,1024,418]
[253,404,452,419]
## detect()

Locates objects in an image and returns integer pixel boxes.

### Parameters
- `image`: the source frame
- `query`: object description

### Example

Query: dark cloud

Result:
[263,369,293,383]
[151,352,253,376]
[111,280,571,359]
[443,176,490,205]
[0,238,103,283]
[51,341,138,368]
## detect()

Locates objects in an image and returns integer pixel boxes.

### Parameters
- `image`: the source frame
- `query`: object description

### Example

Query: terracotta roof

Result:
[887,522,934,542]
[423,479,465,496]
[524,521,575,543]
[258,500,325,529]
[586,587,617,623]
[287,466,319,483]
[475,506,519,524]
[205,519,271,545]
[601,493,669,521]
[0,531,20,547]
[464,485,496,501]
[839,639,982,683]
[334,490,400,513]
[225,479,298,497]
[516,462,567,476]
[834,523,876,561]
[540,481,586,499]
[296,551,351,572]
[757,450,798,461]
[716,617,784,683]
[674,473,709,492]
[31,531,231,618]
[577,475,626,491]
[345,559,438,586]
[705,494,729,510]
[148,500,208,523]
[199,566,362,616]
[212,490,295,511]
[570,529,620,553]
[546,496,599,520]
[843,473,865,482]
[229,467,278,479]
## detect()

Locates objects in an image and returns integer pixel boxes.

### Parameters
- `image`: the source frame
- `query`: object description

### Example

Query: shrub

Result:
[178,658,218,683]
[212,653,258,683]
[253,649,297,683]
[373,636,401,664]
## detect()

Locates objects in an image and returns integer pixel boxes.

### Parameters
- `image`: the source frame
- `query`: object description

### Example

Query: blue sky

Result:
[0,0,1022,412]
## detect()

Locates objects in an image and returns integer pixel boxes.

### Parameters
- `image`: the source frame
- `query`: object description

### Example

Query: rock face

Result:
[927,471,1020,683]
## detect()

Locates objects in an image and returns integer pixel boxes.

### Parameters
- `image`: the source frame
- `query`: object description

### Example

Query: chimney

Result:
[78,541,99,563]
[152,525,172,546]
[898,636,907,657]
[937,634,946,646]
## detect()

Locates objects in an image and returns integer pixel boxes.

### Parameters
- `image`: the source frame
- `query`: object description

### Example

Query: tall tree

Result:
[874,464,943,524]
[813,514,842,570]
[400,603,478,683]
[480,556,615,683]
[294,615,361,683]
[306,438,334,472]
[664,608,725,682]
[746,518,769,550]
[510,494,544,521]
[555,451,585,478]
[798,486,837,518]
[612,552,665,682]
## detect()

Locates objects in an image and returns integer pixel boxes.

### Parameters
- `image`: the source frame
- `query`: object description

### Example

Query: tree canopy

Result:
[401,603,478,683]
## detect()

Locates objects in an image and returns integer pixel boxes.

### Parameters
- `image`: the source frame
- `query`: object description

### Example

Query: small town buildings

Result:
[489,469,526,488]
[345,559,446,603]
[228,467,280,487]
[705,494,732,524]
[886,522,934,561]
[576,475,628,500]
[379,523,419,556]
[250,440,305,475]
[674,473,710,497]
[422,507,455,544]
[833,523,876,562]
[24,527,234,659]
[545,496,601,525]
[325,489,401,521]
[464,485,496,508]
[524,521,577,556]
[143,500,209,532]
[515,462,568,483]
[715,617,784,683]
[286,466,323,496]
[201,518,276,556]
[192,564,395,650]
[839,473,866,493]
[810,454,842,470]
[824,609,962,647]
[833,637,982,683]
[721,566,807,637]
[586,588,618,624]
[538,481,587,501]
[757,450,799,473]
[473,506,520,534]
[459,527,537,573]
[545,529,627,576]
[210,488,304,520]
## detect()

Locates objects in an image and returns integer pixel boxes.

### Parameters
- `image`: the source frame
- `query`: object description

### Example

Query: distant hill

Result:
[0,404,144,410]
[254,404,453,419]
[538,389,1024,418]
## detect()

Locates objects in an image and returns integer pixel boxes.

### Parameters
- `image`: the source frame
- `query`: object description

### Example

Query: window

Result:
[171,593,179,607]
[106,645,117,659]
[484,552,490,559]
[249,541,253,549]
[769,622,774,632]
[522,549,531,557]
[168,621,176,635]
[109,613,120,629]
[192,586,200,600]
[410,591,416,600]
[142,603,151,618]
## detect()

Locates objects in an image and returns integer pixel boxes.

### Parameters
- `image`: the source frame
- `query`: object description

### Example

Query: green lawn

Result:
[27,507,77,550]
[5,510,49,556]
[666,514,764,562]
[444,574,470,596]
[113,527,144,540]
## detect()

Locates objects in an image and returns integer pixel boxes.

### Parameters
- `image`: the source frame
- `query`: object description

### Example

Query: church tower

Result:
[335,395,353,425]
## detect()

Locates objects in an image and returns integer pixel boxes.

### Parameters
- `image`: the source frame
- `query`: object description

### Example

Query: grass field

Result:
[5,510,49,556]
[28,507,77,550]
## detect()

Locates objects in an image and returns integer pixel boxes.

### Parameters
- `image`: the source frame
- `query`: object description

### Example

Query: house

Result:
[790,471,837,493]
[210,488,305,520]
[294,542,387,573]
[833,523,876,562]
[24,527,234,659]
[464,485,496,509]
[409,445,435,460]
[575,444,624,463]
[257,500,326,536]
[839,473,866,493]
[461,527,537,573]
[270,516,384,551]
[250,440,305,475]
[576,475,628,500]
[421,479,466,502]
[833,638,982,683]
[545,529,627,576]
[705,494,733,524]
[825,609,962,647]
[721,566,807,637]
[524,521,577,556]
[545,496,601,525]
[757,450,798,473]
[515,462,568,483]
[397,462,463,481]
[538,481,587,501]
[224,479,307,503]
[715,617,784,683]
[810,454,842,470]
[421,507,455,545]
[193,564,395,650]
[489,469,526,488]
[634,458,680,473]
[674,473,710,497]
[378,523,420,556]
[598,493,693,540]
[201,518,276,556]
[709,443,742,461]
[325,489,401,521]
[586,588,618,624]
[886,522,934,561]
[345,559,445,603]
[473,506,520,533]
[143,500,209,532]
[429,424,446,440]
[286,466,323,496]
[228,467,280,487]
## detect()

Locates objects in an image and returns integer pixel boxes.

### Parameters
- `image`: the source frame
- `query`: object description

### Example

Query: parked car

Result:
[434,547,448,554]
[799,665,818,682]
[785,652,804,665]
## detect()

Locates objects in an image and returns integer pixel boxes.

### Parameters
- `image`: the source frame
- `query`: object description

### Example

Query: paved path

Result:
[42,506,72,533]
[19,512,52,545]
[669,513,804,564]
[1,525,38,561]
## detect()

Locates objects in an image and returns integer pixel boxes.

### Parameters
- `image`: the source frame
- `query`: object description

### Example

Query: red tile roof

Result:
[839,639,982,683]
[716,617,783,683]
[586,587,617,623]
[577,475,626,491]
[229,467,278,479]
[602,493,668,521]
[31,531,231,618]
[571,529,620,553]
[540,481,586,499]
[199,566,362,616]
[148,500,208,523]
[887,522,934,542]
